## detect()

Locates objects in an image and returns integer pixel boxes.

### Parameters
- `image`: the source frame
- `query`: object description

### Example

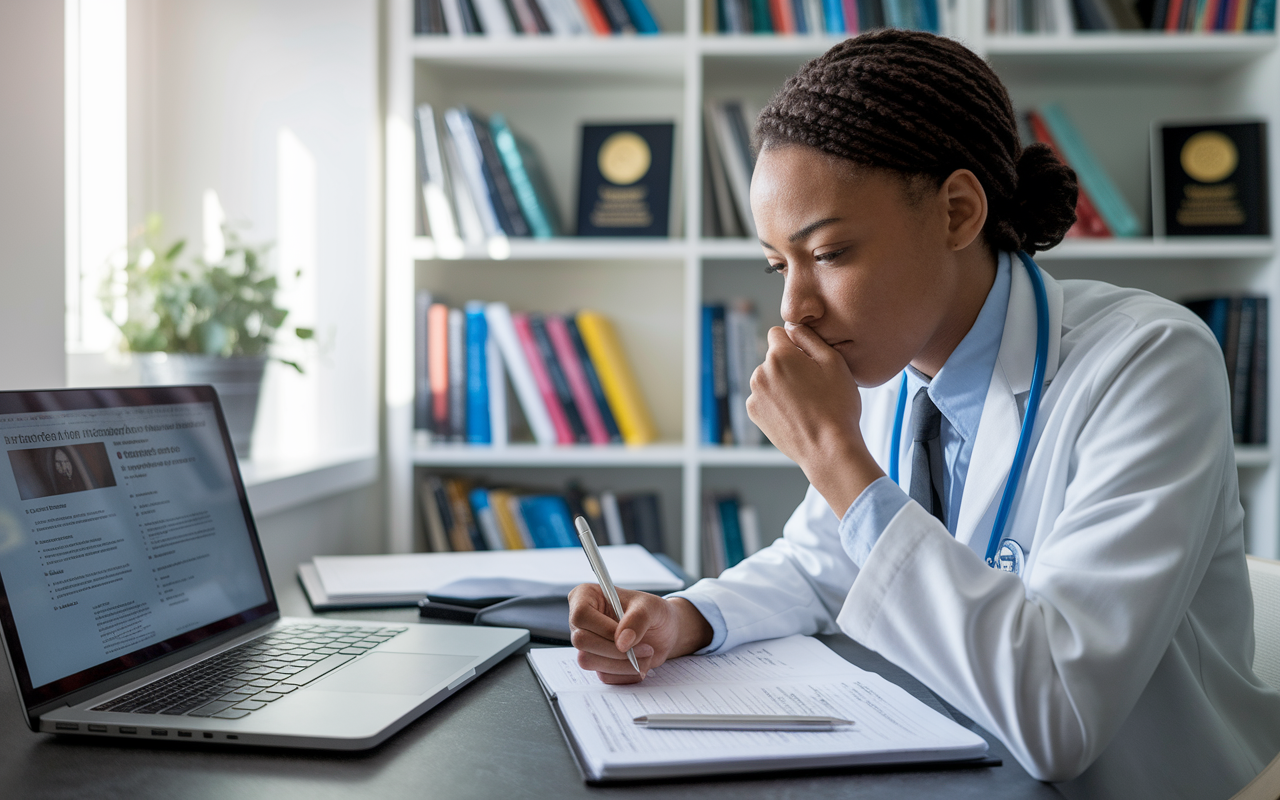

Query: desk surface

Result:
[0,578,1062,799]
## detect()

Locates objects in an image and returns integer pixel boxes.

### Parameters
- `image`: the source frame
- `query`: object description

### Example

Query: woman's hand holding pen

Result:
[747,323,885,520]
[568,586,712,684]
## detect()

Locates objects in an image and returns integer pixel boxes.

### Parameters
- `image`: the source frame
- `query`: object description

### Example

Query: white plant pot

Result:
[135,353,267,459]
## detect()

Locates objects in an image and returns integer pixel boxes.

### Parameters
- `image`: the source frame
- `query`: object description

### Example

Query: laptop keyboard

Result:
[91,623,408,721]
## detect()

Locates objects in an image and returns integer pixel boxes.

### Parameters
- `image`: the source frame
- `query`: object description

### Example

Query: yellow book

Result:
[488,489,526,550]
[575,311,658,446]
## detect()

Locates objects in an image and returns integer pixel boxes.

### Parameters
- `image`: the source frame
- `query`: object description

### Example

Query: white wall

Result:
[0,1,66,391]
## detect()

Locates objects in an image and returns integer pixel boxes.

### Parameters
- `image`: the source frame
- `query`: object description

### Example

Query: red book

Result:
[1199,0,1221,29]
[512,312,575,445]
[545,315,610,445]
[1165,0,1186,29]
[577,0,613,34]
[428,303,450,435]
[509,0,543,33]
[1026,110,1112,239]
[770,0,796,32]
[840,0,859,31]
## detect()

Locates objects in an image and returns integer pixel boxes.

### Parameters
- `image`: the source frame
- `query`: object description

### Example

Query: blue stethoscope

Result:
[888,251,1049,575]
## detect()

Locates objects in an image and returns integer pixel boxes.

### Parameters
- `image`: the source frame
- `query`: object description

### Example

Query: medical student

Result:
[567,29,1280,799]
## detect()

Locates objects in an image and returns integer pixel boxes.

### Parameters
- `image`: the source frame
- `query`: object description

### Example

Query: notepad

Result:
[528,634,988,782]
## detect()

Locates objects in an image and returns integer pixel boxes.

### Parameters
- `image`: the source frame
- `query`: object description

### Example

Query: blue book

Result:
[701,305,719,445]
[917,0,938,30]
[465,301,491,444]
[565,316,622,443]
[1252,0,1277,29]
[490,115,557,239]
[882,0,910,28]
[791,0,810,31]
[1038,104,1141,238]
[1208,298,1229,350]
[718,496,745,568]
[518,496,578,548]
[618,0,660,32]
[822,0,845,31]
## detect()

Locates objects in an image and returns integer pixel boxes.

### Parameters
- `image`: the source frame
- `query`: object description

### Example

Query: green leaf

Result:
[164,240,186,261]
[294,327,314,340]
[277,359,305,374]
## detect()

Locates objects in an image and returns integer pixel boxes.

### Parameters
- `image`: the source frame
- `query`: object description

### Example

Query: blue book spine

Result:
[701,305,719,445]
[823,0,846,30]
[718,496,745,568]
[465,302,492,444]
[917,0,938,30]
[1038,104,1141,238]
[490,115,554,239]
[791,0,810,30]
[1252,0,1276,29]
[882,0,908,28]
[1208,297,1230,350]
[520,496,578,548]
[565,316,622,443]
[618,0,660,32]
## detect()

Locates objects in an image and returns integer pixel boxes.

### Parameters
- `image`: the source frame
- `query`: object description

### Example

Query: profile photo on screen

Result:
[7,443,118,501]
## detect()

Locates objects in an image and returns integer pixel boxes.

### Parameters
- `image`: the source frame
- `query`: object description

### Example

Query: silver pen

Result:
[574,516,642,675]
[633,714,855,731]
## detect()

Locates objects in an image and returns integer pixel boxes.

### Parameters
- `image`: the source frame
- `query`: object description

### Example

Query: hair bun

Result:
[1012,143,1078,254]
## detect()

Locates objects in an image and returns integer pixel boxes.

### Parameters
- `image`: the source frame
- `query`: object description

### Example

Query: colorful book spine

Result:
[448,308,467,441]
[465,109,531,237]
[1026,111,1112,238]
[576,0,614,32]
[701,305,720,445]
[469,488,507,550]
[443,107,504,238]
[429,303,451,438]
[487,328,508,446]
[415,290,432,433]
[751,0,776,29]
[840,0,859,30]
[490,114,555,239]
[1250,298,1268,445]
[597,0,638,31]
[1252,0,1276,28]
[1038,104,1141,237]
[770,0,797,31]
[576,310,658,445]
[519,495,578,547]
[484,302,557,446]
[618,0,660,31]
[513,312,576,445]
[565,317,623,443]
[718,495,746,568]
[822,0,846,29]
[546,314,612,445]
[529,313,590,443]
[465,301,491,444]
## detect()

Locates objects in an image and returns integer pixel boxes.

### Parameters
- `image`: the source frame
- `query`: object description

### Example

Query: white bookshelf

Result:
[385,0,1280,571]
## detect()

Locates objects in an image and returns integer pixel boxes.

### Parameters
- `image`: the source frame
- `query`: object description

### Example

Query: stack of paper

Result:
[529,634,989,782]
[297,544,685,610]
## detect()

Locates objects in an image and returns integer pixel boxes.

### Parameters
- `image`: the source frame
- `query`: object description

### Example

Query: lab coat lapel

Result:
[954,261,1063,547]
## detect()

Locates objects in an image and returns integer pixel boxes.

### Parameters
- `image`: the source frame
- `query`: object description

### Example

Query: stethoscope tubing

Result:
[888,251,1050,569]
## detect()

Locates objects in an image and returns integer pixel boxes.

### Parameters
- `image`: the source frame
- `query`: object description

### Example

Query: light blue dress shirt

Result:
[677,252,1013,651]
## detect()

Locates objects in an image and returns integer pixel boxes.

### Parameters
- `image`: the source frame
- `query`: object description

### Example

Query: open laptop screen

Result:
[0,387,275,710]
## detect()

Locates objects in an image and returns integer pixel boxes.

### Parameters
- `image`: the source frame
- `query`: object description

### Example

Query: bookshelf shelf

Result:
[388,0,1280,570]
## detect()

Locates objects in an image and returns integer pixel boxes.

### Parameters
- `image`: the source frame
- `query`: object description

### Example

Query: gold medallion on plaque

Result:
[598,132,651,186]
[1181,131,1238,183]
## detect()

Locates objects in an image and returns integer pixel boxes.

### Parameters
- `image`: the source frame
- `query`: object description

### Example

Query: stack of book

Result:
[415,295,658,446]
[414,0,660,36]
[700,492,763,577]
[990,0,1274,32]
[703,100,758,239]
[1184,296,1268,445]
[701,300,766,446]
[1022,103,1141,239]
[416,105,565,252]
[705,0,960,33]
[419,476,665,554]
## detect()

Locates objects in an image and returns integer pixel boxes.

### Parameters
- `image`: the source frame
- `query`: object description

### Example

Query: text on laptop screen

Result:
[0,400,269,689]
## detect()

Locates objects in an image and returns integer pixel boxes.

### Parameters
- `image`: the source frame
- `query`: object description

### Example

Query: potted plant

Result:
[101,214,312,458]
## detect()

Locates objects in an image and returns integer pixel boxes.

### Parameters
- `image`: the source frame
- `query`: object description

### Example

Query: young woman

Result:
[567,29,1280,798]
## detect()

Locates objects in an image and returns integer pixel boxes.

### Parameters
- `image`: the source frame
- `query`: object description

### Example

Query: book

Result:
[446,478,486,550]
[308,543,685,607]
[1025,110,1112,238]
[529,313,590,443]
[823,0,846,29]
[708,101,757,239]
[485,302,557,446]
[470,488,507,550]
[488,489,527,548]
[513,311,576,445]
[414,104,463,252]
[701,305,720,445]
[1156,121,1269,237]
[1038,103,1141,237]
[518,495,580,548]
[718,495,746,568]
[414,290,433,433]
[701,493,726,577]
[841,0,860,29]
[448,307,467,441]
[739,502,762,557]
[419,474,452,552]
[725,300,763,447]
[442,126,487,246]
[600,490,627,546]
[576,310,659,445]
[711,304,732,445]
[617,492,663,554]
[566,317,623,443]
[576,0,614,33]
[702,104,745,238]
[528,634,989,782]
[1234,298,1257,443]
[465,108,532,237]
[597,0,638,31]
[576,123,675,237]
[771,0,798,30]
[618,0,661,31]
[472,0,517,34]
[546,314,612,444]
[1251,298,1269,444]
[429,302,451,438]
[487,327,509,446]
[441,0,468,37]
[752,0,776,29]
[465,301,491,444]
[490,114,559,239]
[444,107,506,239]
[507,493,536,548]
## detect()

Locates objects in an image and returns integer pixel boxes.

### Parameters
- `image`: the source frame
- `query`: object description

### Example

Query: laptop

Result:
[0,385,528,749]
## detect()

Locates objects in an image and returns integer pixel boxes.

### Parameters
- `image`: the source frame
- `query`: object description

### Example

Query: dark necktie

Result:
[909,387,947,527]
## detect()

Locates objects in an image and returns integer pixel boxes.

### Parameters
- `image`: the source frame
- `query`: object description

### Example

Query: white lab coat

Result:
[681,263,1280,799]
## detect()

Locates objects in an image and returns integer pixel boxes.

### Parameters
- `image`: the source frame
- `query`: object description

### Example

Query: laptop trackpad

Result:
[312,652,476,695]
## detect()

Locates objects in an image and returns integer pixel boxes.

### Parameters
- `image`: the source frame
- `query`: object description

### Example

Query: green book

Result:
[490,114,558,239]
[1039,103,1141,238]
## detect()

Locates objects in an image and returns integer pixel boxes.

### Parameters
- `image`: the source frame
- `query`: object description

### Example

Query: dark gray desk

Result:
[0,578,1061,799]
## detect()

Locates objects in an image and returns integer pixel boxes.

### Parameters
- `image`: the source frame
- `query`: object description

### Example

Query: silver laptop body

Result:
[0,386,528,750]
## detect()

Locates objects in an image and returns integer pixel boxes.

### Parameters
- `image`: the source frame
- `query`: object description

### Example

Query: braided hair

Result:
[755,29,1077,255]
